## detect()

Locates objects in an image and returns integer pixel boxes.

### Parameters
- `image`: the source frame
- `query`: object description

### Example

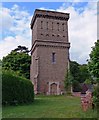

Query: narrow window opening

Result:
[41,21,43,29]
[47,22,48,30]
[52,34,55,37]
[57,23,59,31]
[57,34,60,37]
[52,22,53,30]
[46,34,49,36]
[62,23,64,31]
[52,53,56,63]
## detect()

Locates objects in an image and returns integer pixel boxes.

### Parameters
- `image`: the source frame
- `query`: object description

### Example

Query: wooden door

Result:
[50,83,57,95]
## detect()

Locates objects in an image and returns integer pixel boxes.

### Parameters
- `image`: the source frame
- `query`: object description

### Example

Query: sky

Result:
[0,1,98,64]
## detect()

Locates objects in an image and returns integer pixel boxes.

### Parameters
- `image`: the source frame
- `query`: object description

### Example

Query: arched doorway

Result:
[50,83,57,95]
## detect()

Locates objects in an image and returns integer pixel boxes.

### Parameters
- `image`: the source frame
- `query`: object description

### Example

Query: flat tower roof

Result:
[31,9,70,29]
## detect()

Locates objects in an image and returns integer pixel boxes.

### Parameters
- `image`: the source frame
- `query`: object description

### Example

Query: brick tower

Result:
[30,9,70,95]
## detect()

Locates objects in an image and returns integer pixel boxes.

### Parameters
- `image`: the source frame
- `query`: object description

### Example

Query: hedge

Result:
[2,71,34,105]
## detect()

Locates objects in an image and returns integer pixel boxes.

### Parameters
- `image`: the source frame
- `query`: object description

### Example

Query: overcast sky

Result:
[0,1,98,64]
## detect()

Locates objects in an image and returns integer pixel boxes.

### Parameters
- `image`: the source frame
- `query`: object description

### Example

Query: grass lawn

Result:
[2,95,97,118]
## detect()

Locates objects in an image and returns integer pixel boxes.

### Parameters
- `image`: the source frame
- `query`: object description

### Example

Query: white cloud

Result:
[0,35,31,59]
[0,7,13,32]
[0,4,32,59]
[0,2,97,65]
[57,2,97,64]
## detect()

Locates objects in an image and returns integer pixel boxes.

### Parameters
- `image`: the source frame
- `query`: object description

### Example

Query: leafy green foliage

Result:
[64,69,73,92]
[0,59,2,112]
[13,45,30,53]
[88,40,99,112]
[72,80,81,92]
[70,61,90,83]
[0,59,2,72]
[79,64,91,83]
[84,79,91,84]
[2,70,34,105]
[93,84,99,105]
[65,61,91,92]
[2,46,31,79]
[70,61,81,82]
[88,40,99,82]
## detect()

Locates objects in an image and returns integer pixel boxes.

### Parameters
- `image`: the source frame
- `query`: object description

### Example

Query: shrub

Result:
[2,70,34,105]
[93,84,99,110]
[72,80,81,92]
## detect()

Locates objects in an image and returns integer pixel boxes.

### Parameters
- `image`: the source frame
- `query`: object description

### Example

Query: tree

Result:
[13,45,30,53]
[70,61,91,83]
[88,40,99,81]
[64,69,73,93]
[72,80,81,92]
[79,64,91,83]
[2,46,31,79]
[65,61,91,92]
[65,61,81,92]
[88,40,99,111]
[0,59,2,70]
[70,61,81,82]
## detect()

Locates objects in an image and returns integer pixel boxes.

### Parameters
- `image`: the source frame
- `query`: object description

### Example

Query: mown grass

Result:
[2,95,97,118]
